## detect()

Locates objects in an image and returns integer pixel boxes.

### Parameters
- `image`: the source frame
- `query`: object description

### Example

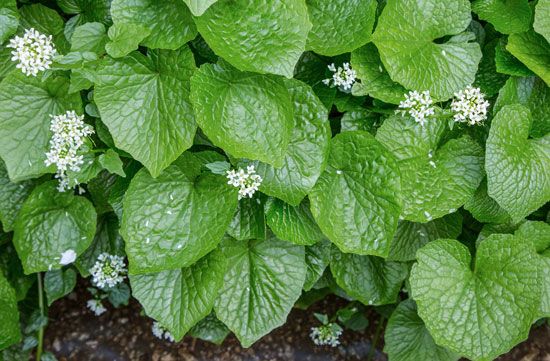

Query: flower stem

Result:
[36,273,45,361]
[367,316,385,361]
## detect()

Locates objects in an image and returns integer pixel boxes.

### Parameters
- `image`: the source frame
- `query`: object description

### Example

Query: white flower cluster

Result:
[450,86,490,125]
[226,165,263,200]
[152,322,175,342]
[310,323,343,347]
[398,90,435,126]
[323,63,356,91]
[44,110,94,192]
[86,299,106,316]
[89,253,127,290]
[8,28,57,77]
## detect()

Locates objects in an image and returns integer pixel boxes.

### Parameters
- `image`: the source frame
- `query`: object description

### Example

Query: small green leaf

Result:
[227,197,266,241]
[105,23,150,58]
[44,268,77,306]
[204,161,230,175]
[464,179,511,224]
[98,149,125,177]
[188,313,230,345]
[472,0,531,34]
[0,272,20,350]
[303,240,331,291]
[13,181,97,274]
[106,282,130,307]
[182,0,218,16]
[534,0,550,42]
[0,161,35,232]
[310,131,402,256]
[410,235,541,361]
[0,7,18,44]
[507,30,550,85]
[70,22,107,54]
[214,236,306,347]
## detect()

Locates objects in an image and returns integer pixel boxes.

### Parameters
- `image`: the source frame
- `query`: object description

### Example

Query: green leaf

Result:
[309,131,402,257]
[384,299,459,361]
[13,181,97,274]
[70,22,107,54]
[486,105,550,223]
[106,282,130,307]
[372,0,482,100]
[410,235,541,361]
[44,268,77,306]
[387,212,463,262]
[331,247,407,306]
[19,4,68,53]
[0,72,82,181]
[190,63,293,168]
[514,221,550,317]
[473,39,509,97]
[250,79,330,204]
[294,52,337,109]
[495,39,535,77]
[204,161,230,175]
[111,0,197,50]
[0,244,35,301]
[98,149,125,177]
[105,23,150,58]
[182,0,218,16]
[227,197,266,241]
[188,313,230,345]
[265,198,325,246]
[464,178,511,224]
[120,153,237,274]
[194,0,311,78]
[340,108,379,133]
[471,0,531,34]
[56,0,112,25]
[494,76,550,138]
[95,48,197,177]
[0,271,20,351]
[535,0,550,42]
[303,240,331,291]
[214,236,306,347]
[507,30,550,86]
[0,161,35,232]
[131,249,226,341]
[376,115,484,223]
[351,43,407,104]
[0,7,18,44]
[305,0,377,56]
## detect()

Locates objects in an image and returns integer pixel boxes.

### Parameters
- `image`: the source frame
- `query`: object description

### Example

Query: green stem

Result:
[366,107,395,115]
[36,273,44,361]
[367,316,385,361]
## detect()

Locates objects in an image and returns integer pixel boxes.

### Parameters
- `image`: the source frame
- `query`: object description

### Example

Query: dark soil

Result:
[44,284,550,361]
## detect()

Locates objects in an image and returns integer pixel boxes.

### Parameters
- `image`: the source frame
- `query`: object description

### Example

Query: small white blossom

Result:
[44,110,94,192]
[59,249,77,265]
[398,90,435,126]
[226,165,263,200]
[310,323,343,347]
[8,28,56,77]
[89,253,127,290]
[86,299,106,316]
[152,322,175,342]
[451,86,490,125]
[323,62,356,91]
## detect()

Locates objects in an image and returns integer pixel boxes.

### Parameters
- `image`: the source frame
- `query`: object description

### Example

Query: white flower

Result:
[226,165,263,200]
[59,249,77,265]
[7,28,57,77]
[152,322,175,342]
[86,299,106,316]
[398,90,435,126]
[89,253,127,290]
[323,62,356,91]
[310,323,343,347]
[44,110,94,192]
[451,86,490,125]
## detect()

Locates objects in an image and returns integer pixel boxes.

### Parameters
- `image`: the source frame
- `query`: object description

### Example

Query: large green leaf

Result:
[534,0,550,42]
[214,236,306,347]
[486,105,550,223]
[372,0,482,100]
[250,79,330,204]
[0,272,20,350]
[410,235,541,361]
[464,179,511,224]
[190,63,293,168]
[265,198,325,246]
[19,4,69,53]
[0,72,82,181]
[351,43,407,104]
[471,0,531,34]
[111,0,196,50]
[331,247,407,305]
[182,0,218,16]
[130,249,226,341]
[387,213,463,262]
[13,181,97,274]
[305,0,377,56]
[377,115,484,223]
[194,0,311,78]
[227,197,266,241]
[94,48,196,177]
[309,131,402,257]
[120,153,237,274]
[384,299,459,361]
[0,7,18,44]
[0,161,35,232]
[507,30,550,86]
